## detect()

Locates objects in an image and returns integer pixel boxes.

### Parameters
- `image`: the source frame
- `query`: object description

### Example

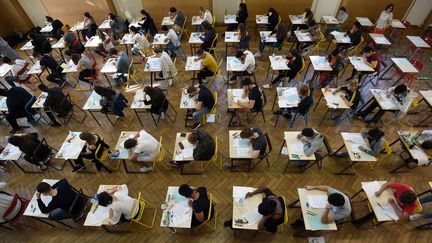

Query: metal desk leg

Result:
[318,108,329,126]
[288,198,301,208]
[335,161,358,175]
[134,109,144,127]
[313,93,323,111]
[88,110,101,126]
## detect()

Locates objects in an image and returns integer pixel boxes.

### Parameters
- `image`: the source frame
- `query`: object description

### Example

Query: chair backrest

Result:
[33,138,51,161]
[280,196,288,225]
[210,135,218,162]
[155,136,165,162]
[415,200,423,214]
[411,59,424,72]
[95,142,110,161]
[425,37,432,46]
[212,15,216,26]
[382,139,392,156]
[401,19,411,28]
[210,33,218,49]
[68,188,88,216]
[131,192,144,223]
[322,135,332,158]
[209,91,218,114]
[264,133,273,155]
[203,192,214,223]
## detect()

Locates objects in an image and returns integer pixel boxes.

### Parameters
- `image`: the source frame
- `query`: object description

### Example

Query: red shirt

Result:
[388,183,418,215]
[367,53,381,72]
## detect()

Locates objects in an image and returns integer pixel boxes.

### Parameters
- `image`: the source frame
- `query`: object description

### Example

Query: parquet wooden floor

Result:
[1,25,432,243]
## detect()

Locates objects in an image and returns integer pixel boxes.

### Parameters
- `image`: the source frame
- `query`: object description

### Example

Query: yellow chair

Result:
[275,15,282,30]
[207,59,223,87]
[293,58,305,89]
[130,192,157,229]
[202,91,220,124]
[347,36,365,56]
[179,16,190,40]
[151,137,168,170]
[367,139,392,170]
[208,33,219,56]
[309,30,325,56]
[126,60,140,88]
[195,192,217,231]
[279,196,289,232]
[95,137,121,171]
[382,98,419,126]
[211,15,216,27]
[415,201,423,214]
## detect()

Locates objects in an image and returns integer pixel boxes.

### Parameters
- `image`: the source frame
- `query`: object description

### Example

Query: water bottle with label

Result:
[90,194,98,204]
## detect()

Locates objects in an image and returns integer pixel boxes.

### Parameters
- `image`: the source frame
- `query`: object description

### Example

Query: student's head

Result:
[399,190,417,205]
[94,86,116,98]
[7,135,25,147]
[239,3,247,12]
[330,49,341,58]
[71,53,81,65]
[394,84,408,95]
[304,8,313,19]
[28,32,38,41]
[186,86,199,95]
[385,4,394,12]
[38,83,49,92]
[307,19,317,28]
[196,49,205,58]
[299,85,310,97]
[109,47,119,56]
[129,26,139,34]
[421,140,432,150]
[236,50,245,60]
[258,200,276,216]
[144,86,157,96]
[199,7,205,14]
[201,21,212,31]
[2,56,12,65]
[97,191,113,207]
[153,45,163,56]
[84,12,92,18]
[240,127,254,139]
[301,128,315,138]
[268,8,276,15]
[339,6,347,13]
[123,139,138,149]
[169,7,177,15]
[140,9,148,17]
[352,21,361,31]
[45,16,54,23]
[328,193,346,207]
[61,25,70,34]
[347,80,358,91]
[241,78,254,89]
[36,182,53,194]
[79,132,96,144]
[108,13,116,20]
[362,46,375,57]
[187,133,199,144]
[178,184,193,198]
[367,127,385,141]
[0,89,10,97]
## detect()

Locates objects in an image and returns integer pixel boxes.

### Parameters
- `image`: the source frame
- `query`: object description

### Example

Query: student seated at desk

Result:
[255,24,287,57]
[62,25,85,57]
[232,78,262,126]
[374,4,394,34]
[237,23,251,51]
[73,132,112,173]
[0,37,20,61]
[347,46,380,83]
[195,49,218,85]
[71,53,95,83]
[0,87,33,133]
[229,50,255,83]
[108,13,127,41]
[29,33,51,55]
[179,184,214,227]
[265,8,279,32]
[36,179,81,220]
[295,19,321,52]
[8,133,51,169]
[97,185,138,225]
[120,129,160,173]
[317,49,344,88]
[45,16,64,40]
[94,30,114,58]
[223,127,267,169]
[199,7,213,26]
[186,85,215,130]
[129,26,150,57]
[2,56,29,87]
[143,86,169,118]
[139,10,157,37]
[290,8,314,36]
[291,185,351,230]
[224,187,284,233]
[227,3,248,31]
[353,182,418,225]
[296,128,324,169]
[169,7,186,34]
[402,130,432,167]
[263,49,303,89]
[33,51,65,86]
[335,127,385,157]
[161,25,180,58]
[200,21,217,54]
[353,84,417,124]
[275,85,314,120]
[336,22,362,52]
[108,48,131,87]
[82,12,97,40]
[153,46,177,85]
[37,84,70,127]
[331,80,361,119]
[94,86,127,118]
[323,7,349,37]
[168,130,215,168]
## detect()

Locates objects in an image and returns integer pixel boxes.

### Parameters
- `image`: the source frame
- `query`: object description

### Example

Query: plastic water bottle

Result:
[90,194,98,204]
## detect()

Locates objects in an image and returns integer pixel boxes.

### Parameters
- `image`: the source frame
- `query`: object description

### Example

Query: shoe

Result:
[0,182,6,190]
[160,112,165,120]
[186,114,194,120]
[352,114,363,120]
[331,113,341,120]
[39,163,48,170]
[192,123,201,130]
[409,214,423,221]
[263,84,271,89]
[273,111,282,115]
[223,163,232,169]
[50,122,61,127]
[254,52,262,57]
[282,113,292,119]
[167,160,179,168]
[224,219,233,227]
[139,166,153,173]
[9,128,21,134]
[231,120,240,126]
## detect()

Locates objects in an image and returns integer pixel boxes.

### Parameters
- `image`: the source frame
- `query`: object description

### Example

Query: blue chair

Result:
[24,96,42,125]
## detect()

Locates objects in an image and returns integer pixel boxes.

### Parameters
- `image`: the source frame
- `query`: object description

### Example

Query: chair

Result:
[208,33,218,56]
[289,103,312,128]
[181,136,220,174]
[178,16,190,41]
[68,188,89,223]
[207,59,223,88]
[195,192,217,231]
[82,60,104,89]
[307,31,325,56]
[0,192,30,231]
[396,59,424,87]
[202,91,220,124]
[276,15,282,31]
[382,98,419,126]
[346,36,365,56]
[286,58,305,89]
[247,88,266,124]
[125,60,140,88]
[211,15,216,27]
[95,139,120,172]
[250,133,272,171]
[130,192,157,229]
[24,96,40,125]
[278,196,288,232]
[58,94,87,125]
[150,98,177,127]
[367,139,391,170]
[336,199,355,229]
[269,39,286,55]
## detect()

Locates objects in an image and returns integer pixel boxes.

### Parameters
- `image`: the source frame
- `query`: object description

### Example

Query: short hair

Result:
[258,200,276,216]
[363,46,374,53]
[129,26,138,33]
[109,48,118,55]
[385,4,394,11]
[240,127,254,138]
[235,51,244,59]
[161,25,168,31]
[394,84,408,94]
[140,10,147,15]
[178,184,193,198]
[353,21,361,29]
[38,83,49,92]
[153,45,163,54]
[79,132,95,143]
[399,190,417,205]
[108,13,116,19]
[201,21,212,31]
[242,78,252,86]
[339,6,346,12]
[301,128,314,137]
[421,140,432,150]
[123,139,137,149]
[98,191,113,207]
[188,133,199,144]
[169,7,177,13]
[36,182,52,193]
[94,86,116,98]
[196,49,204,56]
[46,16,54,22]
[84,12,91,18]
[32,51,42,57]
[307,19,316,27]
[186,86,198,94]
[368,127,385,140]
[2,56,12,64]
[328,193,345,207]
[299,85,310,97]
[71,53,81,64]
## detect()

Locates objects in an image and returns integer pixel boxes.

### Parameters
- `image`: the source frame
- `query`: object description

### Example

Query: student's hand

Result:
[188,199,193,207]
[416,142,422,147]
[375,190,382,197]
[300,137,307,143]
[297,134,302,140]
[332,90,337,95]
[326,203,332,209]
[388,198,395,204]
[304,185,313,190]
[245,192,253,198]
[112,150,120,155]
[236,100,242,105]
[36,192,41,199]
[358,146,366,152]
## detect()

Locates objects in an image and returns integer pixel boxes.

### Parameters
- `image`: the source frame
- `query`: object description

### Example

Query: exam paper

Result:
[87,205,110,225]
[233,186,254,198]
[245,208,262,225]
[171,200,190,224]
[362,181,382,197]
[306,195,328,209]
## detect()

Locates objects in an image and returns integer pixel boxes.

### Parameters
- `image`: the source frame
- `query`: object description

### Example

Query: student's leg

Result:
[197,68,214,84]
[78,69,92,82]
[258,40,266,54]
[48,208,72,220]
[44,108,60,125]
[367,109,385,123]
[271,71,289,85]
[192,107,210,124]
[420,195,432,204]
[4,76,17,87]
[356,100,379,118]
[5,114,20,130]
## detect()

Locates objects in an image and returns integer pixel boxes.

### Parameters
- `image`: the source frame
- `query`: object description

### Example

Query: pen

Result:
[93,204,99,213]
[306,212,317,216]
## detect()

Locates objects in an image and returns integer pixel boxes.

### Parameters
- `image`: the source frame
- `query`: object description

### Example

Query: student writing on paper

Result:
[238,23,251,51]
[229,50,255,83]
[195,49,218,85]
[200,21,217,54]
[353,182,419,225]
[38,83,71,127]
[168,130,215,168]
[199,7,213,27]
[224,127,267,169]
[72,132,112,173]
[275,85,313,120]
[139,10,157,37]
[108,13,127,41]
[232,78,262,126]
[108,48,131,86]
[33,51,65,85]
[224,188,284,233]
[255,24,286,57]
[335,22,362,52]
[168,7,185,34]
[296,128,324,169]
[403,130,432,167]
[0,87,34,133]
[318,49,344,88]
[71,53,96,84]
[292,185,351,230]
[186,85,215,130]
[97,185,138,225]
[161,25,180,59]
[347,46,380,83]
[129,26,150,57]
[335,128,385,157]
[8,133,51,170]
[45,16,64,40]
[323,7,349,37]
[263,49,302,89]
[153,46,177,85]
[36,179,82,220]
[118,130,160,173]
[28,32,52,55]
[94,30,114,58]
[227,3,248,31]
[142,86,169,117]
[2,56,30,87]
[178,184,214,227]
[331,80,361,119]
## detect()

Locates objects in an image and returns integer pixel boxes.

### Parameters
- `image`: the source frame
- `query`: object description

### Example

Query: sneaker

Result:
[263,84,271,89]
[223,163,232,169]
[50,122,61,127]
[160,112,165,120]
[192,123,201,130]
[39,163,47,170]
[409,214,423,221]
[186,114,194,120]
[254,52,262,57]
[202,78,208,84]
[167,160,179,168]
[139,166,153,173]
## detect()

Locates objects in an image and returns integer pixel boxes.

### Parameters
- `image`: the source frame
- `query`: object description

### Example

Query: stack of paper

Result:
[306,195,328,208]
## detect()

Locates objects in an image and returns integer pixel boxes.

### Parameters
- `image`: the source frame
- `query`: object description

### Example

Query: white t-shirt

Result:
[109,185,138,225]
[160,51,177,78]
[203,10,213,24]
[376,10,393,29]
[131,33,150,49]
[242,50,255,74]
[133,130,160,161]
[11,59,29,81]
[166,29,180,47]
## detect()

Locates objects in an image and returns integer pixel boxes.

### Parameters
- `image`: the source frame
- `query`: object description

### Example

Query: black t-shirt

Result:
[192,187,212,223]
[40,55,60,73]
[348,30,362,46]
[37,179,77,214]
[251,127,267,156]
[248,86,262,111]
[197,85,215,110]
[341,86,360,109]
[261,188,284,233]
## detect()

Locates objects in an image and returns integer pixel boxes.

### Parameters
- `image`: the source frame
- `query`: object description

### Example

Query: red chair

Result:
[406,37,432,60]
[0,193,30,230]
[397,59,424,86]
[401,19,411,28]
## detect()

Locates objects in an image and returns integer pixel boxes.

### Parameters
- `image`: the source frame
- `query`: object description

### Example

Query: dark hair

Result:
[38,83,49,92]
[394,84,407,94]
[188,133,199,144]
[385,4,394,12]
[328,193,345,207]
[196,49,204,56]
[235,50,244,59]
[304,8,313,20]
[363,46,374,53]
[339,6,347,12]
[307,19,316,27]
[421,140,432,150]
[186,86,198,94]
[301,128,314,137]
[140,9,148,16]
[331,49,341,56]
[258,200,276,216]
[290,48,300,57]
[240,127,254,138]
[201,21,212,31]
[109,48,118,55]
[36,182,52,193]
[46,16,54,22]
[239,3,248,13]
[299,85,310,97]
[71,53,81,65]
[94,86,116,98]
[129,26,139,33]
[399,190,417,205]
[368,128,385,141]
[108,13,116,19]
[2,56,12,64]
[0,89,9,97]
[178,184,193,198]
[98,191,113,207]
[79,132,95,144]
[161,25,168,32]
[153,45,163,54]
[84,12,91,18]
[169,7,177,13]
[33,51,42,57]
[124,139,137,149]
[353,21,361,29]
[268,8,276,14]
[242,78,252,86]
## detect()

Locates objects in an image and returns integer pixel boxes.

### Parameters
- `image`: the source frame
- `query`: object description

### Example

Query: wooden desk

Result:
[316,88,350,126]
[229,130,253,172]
[98,20,111,29]
[173,132,195,162]
[232,186,262,230]
[180,90,197,128]
[306,55,333,85]
[415,90,432,126]
[224,15,237,24]
[188,32,205,55]
[161,17,174,26]
[185,56,201,84]
[130,91,152,127]
[355,17,374,27]
[227,89,249,126]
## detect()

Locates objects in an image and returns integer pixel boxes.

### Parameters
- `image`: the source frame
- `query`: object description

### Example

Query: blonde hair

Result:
[348,80,358,88]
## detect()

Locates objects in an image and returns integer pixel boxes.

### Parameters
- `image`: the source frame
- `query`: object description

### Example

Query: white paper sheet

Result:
[40,194,52,206]
[233,186,254,198]
[232,89,244,97]
[171,200,191,224]
[344,134,365,144]
[237,148,251,157]
[306,195,328,209]
[87,205,110,225]
[281,147,289,155]
[410,150,429,165]
[245,208,262,225]
[362,181,382,197]
[61,143,83,160]
[380,100,396,109]
[182,148,194,158]
[291,142,304,154]
[351,144,362,153]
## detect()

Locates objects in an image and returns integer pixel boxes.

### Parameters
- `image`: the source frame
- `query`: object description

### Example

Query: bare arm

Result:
[305,185,332,192]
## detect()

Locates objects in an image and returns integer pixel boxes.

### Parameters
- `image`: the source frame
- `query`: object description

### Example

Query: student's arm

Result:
[237,99,255,109]
[321,204,335,224]
[36,193,55,213]
[303,142,319,157]
[128,151,138,162]
[363,57,377,69]
[304,185,332,191]
[375,182,391,196]
[245,188,267,198]
[194,211,205,223]
[388,198,410,221]
[332,87,342,94]
[251,149,260,159]
[108,207,122,225]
